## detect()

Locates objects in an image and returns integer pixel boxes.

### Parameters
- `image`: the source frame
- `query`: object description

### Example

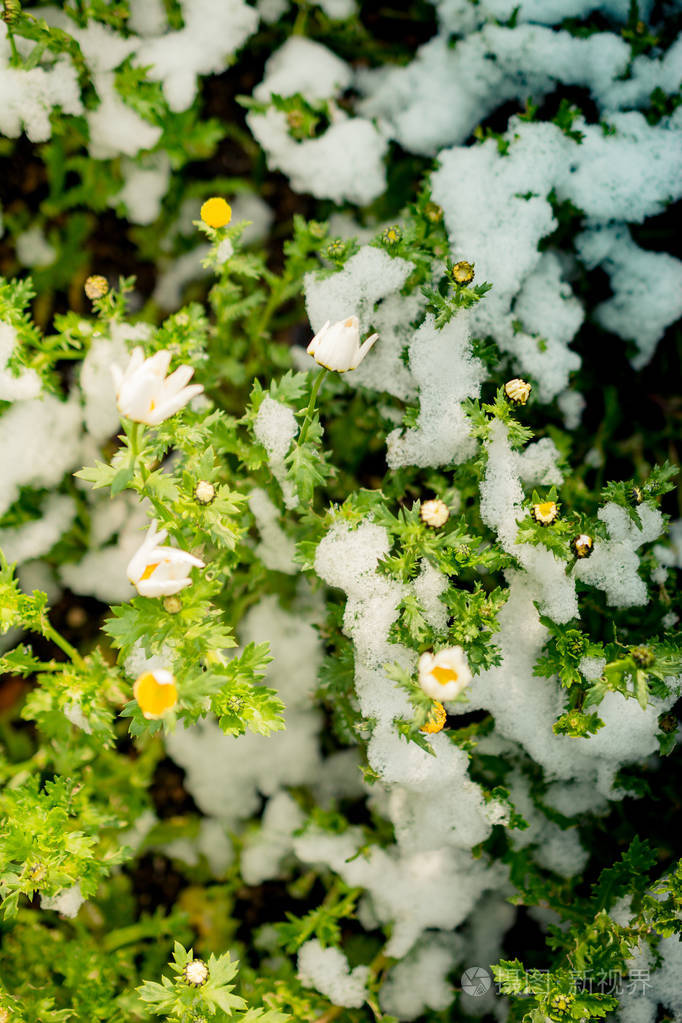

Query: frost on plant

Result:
[0,2,681,1023]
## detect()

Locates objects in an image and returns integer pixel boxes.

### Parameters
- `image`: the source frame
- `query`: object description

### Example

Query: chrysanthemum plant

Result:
[0,189,681,1023]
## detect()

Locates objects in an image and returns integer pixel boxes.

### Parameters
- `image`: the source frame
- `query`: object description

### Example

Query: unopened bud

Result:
[84,275,109,300]
[504,378,532,405]
[183,959,209,987]
[194,480,216,505]
[451,260,474,286]
[424,201,443,223]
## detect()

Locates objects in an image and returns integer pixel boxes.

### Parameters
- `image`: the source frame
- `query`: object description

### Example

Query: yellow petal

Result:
[420,701,447,734]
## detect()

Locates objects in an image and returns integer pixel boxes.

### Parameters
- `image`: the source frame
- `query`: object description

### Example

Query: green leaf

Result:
[110,464,134,496]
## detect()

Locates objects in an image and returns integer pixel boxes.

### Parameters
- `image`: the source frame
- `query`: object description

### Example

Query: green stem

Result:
[292,0,309,35]
[252,278,286,344]
[7,27,20,67]
[42,622,86,671]
[127,420,142,465]
[298,369,327,446]
[126,420,149,484]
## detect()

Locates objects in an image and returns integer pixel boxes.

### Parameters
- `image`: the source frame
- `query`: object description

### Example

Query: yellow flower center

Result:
[537,502,555,517]
[140,562,159,581]
[133,672,178,719]
[431,666,458,686]
[200,197,232,229]
[344,318,354,327]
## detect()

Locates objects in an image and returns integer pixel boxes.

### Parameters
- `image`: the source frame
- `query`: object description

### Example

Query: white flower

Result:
[126,519,204,597]
[112,346,203,425]
[306,316,379,373]
[418,646,472,701]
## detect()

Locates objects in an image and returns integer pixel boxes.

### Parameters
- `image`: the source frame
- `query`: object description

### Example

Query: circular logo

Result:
[461,966,492,997]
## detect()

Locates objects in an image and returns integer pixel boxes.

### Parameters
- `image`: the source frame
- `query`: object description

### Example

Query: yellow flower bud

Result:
[84,275,109,300]
[200,197,232,229]
[504,378,532,405]
[531,501,559,526]
[451,260,474,285]
[571,534,593,558]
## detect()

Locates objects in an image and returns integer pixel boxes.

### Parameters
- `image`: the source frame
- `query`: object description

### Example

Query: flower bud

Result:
[2,0,21,23]
[571,534,593,558]
[326,239,345,260]
[451,260,474,285]
[424,201,443,223]
[200,197,232,229]
[183,959,209,987]
[504,378,532,405]
[531,501,559,526]
[84,275,109,300]
[548,994,574,1020]
[194,480,216,505]
[420,498,450,528]
[27,861,46,883]
[307,316,379,373]
[381,225,402,246]
[631,646,655,668]
[163,596,182,614]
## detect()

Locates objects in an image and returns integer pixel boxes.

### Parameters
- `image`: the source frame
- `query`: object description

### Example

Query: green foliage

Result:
[466,389,535,450]
[0,8,680,1023]
[0,775,129,918]
[138,942,289,1023]
[274,883,361,954]
[422,268,494,329]
[601,461,678,527]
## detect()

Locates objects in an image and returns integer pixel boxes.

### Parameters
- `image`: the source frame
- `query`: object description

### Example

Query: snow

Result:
[248,40,387,203]
[0,495,76,564]
[134,0,258,112]
[0,321,41,401]
[253,396,299,509]
[0,394,82,518]
[40,883,85,918]
[0,33,82,142]
[298,940,369,1008]
[386,312,486,469]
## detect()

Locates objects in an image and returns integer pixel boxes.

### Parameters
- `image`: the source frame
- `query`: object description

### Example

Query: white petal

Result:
[351,332,379,369]
[136,576,192,597]
[163,364,195,396]
[307,321,330,355]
